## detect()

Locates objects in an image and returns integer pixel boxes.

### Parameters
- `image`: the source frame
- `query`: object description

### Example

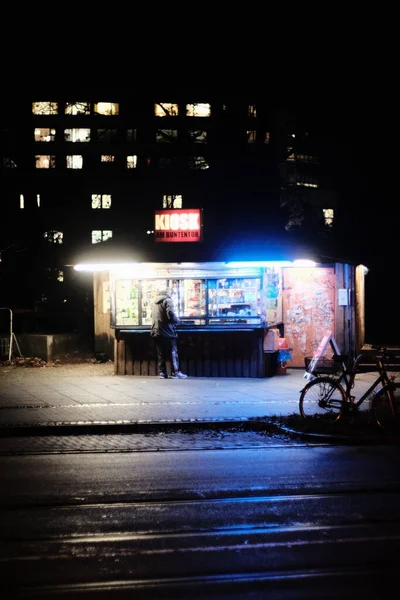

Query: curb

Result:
[0,419,397,444]
[0,419,268,437]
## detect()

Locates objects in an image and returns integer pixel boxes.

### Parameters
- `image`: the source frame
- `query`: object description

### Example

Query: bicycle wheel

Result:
[299,376,346,424]
[372,385,399,433]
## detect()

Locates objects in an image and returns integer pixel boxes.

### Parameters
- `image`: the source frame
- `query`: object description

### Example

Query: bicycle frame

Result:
[336,352,394,409]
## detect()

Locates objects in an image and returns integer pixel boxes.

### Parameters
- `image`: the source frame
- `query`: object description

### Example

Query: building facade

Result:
[0,89,339,339]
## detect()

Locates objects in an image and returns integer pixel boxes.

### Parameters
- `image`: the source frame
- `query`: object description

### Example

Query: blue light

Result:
[226,261,293,268]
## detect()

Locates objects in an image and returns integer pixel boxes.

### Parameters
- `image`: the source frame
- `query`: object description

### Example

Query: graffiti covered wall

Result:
[282,267,336,367]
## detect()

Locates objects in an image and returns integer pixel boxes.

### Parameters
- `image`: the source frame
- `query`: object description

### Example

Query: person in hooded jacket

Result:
[150,288,187,379]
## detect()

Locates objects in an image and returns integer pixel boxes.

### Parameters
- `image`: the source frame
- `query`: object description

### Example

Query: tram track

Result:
[2,488,400,597]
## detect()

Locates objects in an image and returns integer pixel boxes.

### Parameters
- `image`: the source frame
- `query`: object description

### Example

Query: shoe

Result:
[159,372,168,379]
[171,371,187,379]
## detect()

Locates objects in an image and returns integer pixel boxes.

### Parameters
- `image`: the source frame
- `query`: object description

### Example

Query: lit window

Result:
[92,230,113,244]
[186,103,211,117]
[154,103,179,117]
[37,194,41,207]
[92,194,112,209]
[323,208,334,227]
[163,194,183,209]
[248,105,257,117]
[65,102,90,115]
[127,155,137,169]
[156,129,178,142]
[189,156,209,170]
[32,102,58,115]
[188,130,207,143]
[247,130,257,143]
[94,102,119,115]
[287,147,296,161]
[64,128,90,142]
[46,268,64,282]
[296,174,319,188]
[264,132,270,144]
[101,155,115,162]
[44,230,63,244]
[19,194,24,209]
[36,155,55,169]
[297,153,318,163]
[66,155,83,169]
[34,128,56,142]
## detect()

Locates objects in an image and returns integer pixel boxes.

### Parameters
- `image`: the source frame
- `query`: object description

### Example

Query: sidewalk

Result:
[0,362,376,432]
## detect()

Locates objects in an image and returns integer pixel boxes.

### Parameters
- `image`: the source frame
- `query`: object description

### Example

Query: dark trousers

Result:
[155,337,179,374]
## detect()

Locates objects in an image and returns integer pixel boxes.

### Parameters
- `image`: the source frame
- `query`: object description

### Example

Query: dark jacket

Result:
[150,292,180,338]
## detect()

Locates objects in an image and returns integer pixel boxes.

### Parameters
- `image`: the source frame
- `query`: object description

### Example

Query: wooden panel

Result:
[93,272,115,359]
[355,265,366,354]
[116,338,126,375]
[125,342,133,376]
[115,330,268,378]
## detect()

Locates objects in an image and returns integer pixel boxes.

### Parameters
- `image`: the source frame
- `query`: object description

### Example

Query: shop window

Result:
[32,102,58,115]
[44,230,63,244]
[66,155,83,169]
[154,103,179,117]
[64,128,91,142]
[247,130,257,143]
[186,103,211,117]
[115,280,140,325]
[94,102,119,115]
[19,194,24,209]
[208,278,261,323]
[92,194,111,209]
[101,155,115,162]
[112,277,262,328]
[36,155,55,169]
[65,102,90,115]
[97,129,118,142]
[188,156,209,170]
[163,194,182,209]
[156,129,178,142]
[92,230,113,244]
[188,130,207,143]
[323,208,334,227]
[34,128,56,142]
[127,155,137,169]
[248,104,257,117]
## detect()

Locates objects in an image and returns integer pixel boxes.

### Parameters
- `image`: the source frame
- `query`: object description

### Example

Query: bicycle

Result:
[299,346,400,432]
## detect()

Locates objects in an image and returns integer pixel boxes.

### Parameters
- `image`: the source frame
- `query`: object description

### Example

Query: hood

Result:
[154,293,169,304]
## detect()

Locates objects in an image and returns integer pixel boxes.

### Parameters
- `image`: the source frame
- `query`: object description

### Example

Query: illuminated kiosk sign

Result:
[154,209,202,243]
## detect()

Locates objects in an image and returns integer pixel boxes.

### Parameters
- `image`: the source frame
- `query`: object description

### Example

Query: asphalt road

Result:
[1,441,400,599]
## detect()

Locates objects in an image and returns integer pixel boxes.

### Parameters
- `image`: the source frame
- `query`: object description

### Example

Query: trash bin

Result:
[276,338,292,375]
